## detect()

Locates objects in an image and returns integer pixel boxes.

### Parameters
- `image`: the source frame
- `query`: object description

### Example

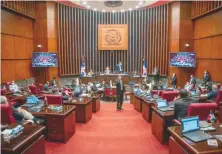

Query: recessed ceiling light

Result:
[83,2,87,5]
[121,9,125,12]
[93,8,97,11]
[112,10,116,13]
[129,8,132,11]
[102,9,106,12]
[136,5,139,9]
[87,5,90,8]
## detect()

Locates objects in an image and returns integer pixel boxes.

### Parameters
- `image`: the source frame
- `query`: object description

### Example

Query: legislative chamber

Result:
[1,1,222,154]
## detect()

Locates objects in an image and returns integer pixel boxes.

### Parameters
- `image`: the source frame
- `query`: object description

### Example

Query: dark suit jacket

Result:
[203,73,211,84]
[190,77,196,85]
[115,64,123,72]
[174,97,198,120]
[116,80,125,95]
[207,90,218,101]
[171,76,177,87]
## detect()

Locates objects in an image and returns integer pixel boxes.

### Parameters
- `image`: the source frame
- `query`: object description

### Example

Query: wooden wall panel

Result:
[211,60,222,82]
[194,38,212,59]
[58,4,169,76]
[1,34,14,59]
[15,60,28,81]
[193,9,222,83]
[1,9,34,83]
[1,60,15,82]
[14,36,27,59]
[212,35,222,59]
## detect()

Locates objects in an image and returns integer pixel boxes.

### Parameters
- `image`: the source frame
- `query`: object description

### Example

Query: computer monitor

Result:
[181,116,200,133]
[157,100,168,108]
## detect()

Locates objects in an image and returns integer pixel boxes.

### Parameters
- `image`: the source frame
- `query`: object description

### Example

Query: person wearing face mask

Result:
[9,80,21,93]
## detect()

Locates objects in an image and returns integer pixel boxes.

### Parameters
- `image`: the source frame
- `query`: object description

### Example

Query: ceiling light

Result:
[121,9,125,12]
[112,10,116,13]
[129,8,132,11]
[93,8,97,11]
[102,9,106,12]
[87,5,90,8]
[136,5,139,9]
[83,2,87,5]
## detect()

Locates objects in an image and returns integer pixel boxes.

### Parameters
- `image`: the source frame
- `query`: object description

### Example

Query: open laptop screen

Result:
[181,116,200,133]
[157,100,167,108]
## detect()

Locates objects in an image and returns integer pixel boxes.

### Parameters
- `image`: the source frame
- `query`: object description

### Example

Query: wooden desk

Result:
[134,95,143,112]
[142,99,156,123]
[29,105,76,143]
[91,95,100,112]
[151,106,174,144]
[64,98,92,123]
[130,92,135,105]
[1,124,45,154]
[81,76,96,84]
[168,125,222,154]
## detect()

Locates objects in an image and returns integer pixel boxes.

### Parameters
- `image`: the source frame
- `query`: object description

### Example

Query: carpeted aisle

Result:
[45,103,168,154]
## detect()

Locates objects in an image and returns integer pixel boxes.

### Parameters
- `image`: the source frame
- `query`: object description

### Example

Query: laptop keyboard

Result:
[158,107,174,111]
[184,131,212,142]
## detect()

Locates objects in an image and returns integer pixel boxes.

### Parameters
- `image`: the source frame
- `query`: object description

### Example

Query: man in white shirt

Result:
[9,80,21,93]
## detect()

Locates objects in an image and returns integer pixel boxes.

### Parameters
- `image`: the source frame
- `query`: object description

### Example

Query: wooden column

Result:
[33,1,58,83]
[168,1,194,88]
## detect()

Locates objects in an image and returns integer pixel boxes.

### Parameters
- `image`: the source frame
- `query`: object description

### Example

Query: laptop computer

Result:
[181,116,213,142]
[157,100,174,112]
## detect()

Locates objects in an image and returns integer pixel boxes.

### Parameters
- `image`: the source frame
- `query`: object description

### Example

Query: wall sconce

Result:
[37,44,43,48]
[185,44,190,47]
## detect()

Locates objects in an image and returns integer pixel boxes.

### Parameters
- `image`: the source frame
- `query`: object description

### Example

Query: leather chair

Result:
[174,103,218,125]
[28,85,38,95]
[62,91,73,97]
[1,104,16,124]
[36,83,44,91]
[162,91,179,102]
[1,89,7,96]
[44,94,63,105]
[104,88,112,101]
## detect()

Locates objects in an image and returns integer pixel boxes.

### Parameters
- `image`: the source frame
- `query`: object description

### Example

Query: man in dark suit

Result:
[173,90,198,120]
[202,70,211,86]
[207,84,218,101]
[189,74,196,85]
[116,75,125,111]
[115,62,123,73]
[153,67,159,84]
[171,73,177,88]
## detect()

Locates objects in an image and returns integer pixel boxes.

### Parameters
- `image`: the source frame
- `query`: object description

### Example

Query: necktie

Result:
[120,80,123,90]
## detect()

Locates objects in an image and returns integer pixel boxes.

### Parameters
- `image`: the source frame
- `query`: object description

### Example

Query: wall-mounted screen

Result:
[32,52,58,67]
[169,52,196,67]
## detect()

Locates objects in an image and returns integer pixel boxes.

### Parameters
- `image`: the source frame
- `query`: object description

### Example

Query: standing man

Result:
[116,75,125,111]
[116,62,123,73]
[202,70,211,86]
[171,73,177,88]
[153,67,159,84]
[189,74,196,85]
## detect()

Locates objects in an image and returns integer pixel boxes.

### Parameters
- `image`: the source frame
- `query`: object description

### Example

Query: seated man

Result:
[0,96,43,124]
[133,70,140,77]
[104,66,111,74]
[173,90,198,120]
[91,83,98,92]
[52,88,70,101]
[9,80,21,93]
[206,84,218,101]
[202,70,211,86]
[44,81,50,91]
[73,78,83,97]
[87,69,94,77]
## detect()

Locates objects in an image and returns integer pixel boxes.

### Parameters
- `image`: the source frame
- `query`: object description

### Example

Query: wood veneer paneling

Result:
[1,9,34,83]
[58,4,169,76]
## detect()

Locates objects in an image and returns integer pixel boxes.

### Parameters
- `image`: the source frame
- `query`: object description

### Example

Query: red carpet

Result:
[45,103,168,154]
